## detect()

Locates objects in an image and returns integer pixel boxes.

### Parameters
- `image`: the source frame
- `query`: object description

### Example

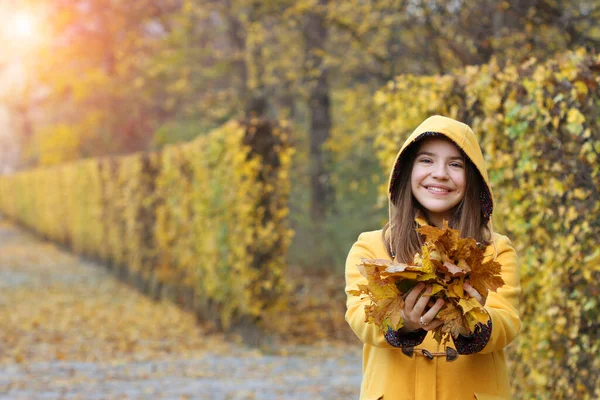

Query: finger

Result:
[464,282,484,305]
[422,318,444,331]
[419,298,444,326]
[463,282,481,300]
[404,282,425,311]
[412,285,432,316]
[422,297,445,322]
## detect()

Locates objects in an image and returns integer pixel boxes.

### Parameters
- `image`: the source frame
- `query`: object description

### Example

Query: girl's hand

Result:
[463,282,485,306]
[401,282,445,332]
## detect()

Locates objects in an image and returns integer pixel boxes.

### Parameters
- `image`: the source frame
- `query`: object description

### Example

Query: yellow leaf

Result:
[567,108,585,125]
[572,188,587,200]
[458,297,482,314]
[429,283,445,295]
[573,81,588,96]
[446,278,465,298]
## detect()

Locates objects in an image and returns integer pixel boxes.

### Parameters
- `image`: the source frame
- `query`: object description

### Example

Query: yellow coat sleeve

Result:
[480,234,522,354]
[344,232,394,348]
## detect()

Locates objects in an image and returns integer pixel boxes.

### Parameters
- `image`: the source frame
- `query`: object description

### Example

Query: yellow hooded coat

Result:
[345,116,521,400]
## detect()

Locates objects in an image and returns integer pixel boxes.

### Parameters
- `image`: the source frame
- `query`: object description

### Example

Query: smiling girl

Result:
[345,116,521,400]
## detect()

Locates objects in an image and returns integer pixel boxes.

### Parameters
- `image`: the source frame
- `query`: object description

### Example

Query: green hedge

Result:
[0,119,293,333]
[373,49,599,399]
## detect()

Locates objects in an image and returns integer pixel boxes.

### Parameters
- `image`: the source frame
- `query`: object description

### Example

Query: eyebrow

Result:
[416,151,464,160]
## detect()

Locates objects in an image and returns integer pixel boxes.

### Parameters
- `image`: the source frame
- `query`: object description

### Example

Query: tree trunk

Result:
[304,0,332,221]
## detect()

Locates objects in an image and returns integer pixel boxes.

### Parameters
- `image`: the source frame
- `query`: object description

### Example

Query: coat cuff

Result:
[453,320,492,354]
[384,327,428,348]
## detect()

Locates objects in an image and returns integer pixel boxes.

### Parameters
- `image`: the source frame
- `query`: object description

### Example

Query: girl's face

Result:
[411,137,466,227]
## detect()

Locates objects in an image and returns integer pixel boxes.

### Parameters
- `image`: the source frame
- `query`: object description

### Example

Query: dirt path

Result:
[0,217,361,399]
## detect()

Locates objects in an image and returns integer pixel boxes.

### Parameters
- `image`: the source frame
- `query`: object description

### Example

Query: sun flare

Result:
[0,6,46,50]
[11,13,36,39]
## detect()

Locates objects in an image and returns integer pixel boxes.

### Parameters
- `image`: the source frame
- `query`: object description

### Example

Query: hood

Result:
[387,115,493,225]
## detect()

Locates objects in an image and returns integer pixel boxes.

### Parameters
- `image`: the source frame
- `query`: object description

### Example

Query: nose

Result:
[431,163,449,179]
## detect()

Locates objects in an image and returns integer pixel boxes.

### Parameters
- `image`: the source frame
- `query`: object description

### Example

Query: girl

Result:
[345,115,521,400]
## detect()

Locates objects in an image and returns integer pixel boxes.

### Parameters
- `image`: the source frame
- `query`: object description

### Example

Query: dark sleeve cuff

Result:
[384,327,428,348]
[453,319,492,354]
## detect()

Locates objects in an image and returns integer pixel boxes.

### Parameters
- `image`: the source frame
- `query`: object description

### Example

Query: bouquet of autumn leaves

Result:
[349,222,505,345]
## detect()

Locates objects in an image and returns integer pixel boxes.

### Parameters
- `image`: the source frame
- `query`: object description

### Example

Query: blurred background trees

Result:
[0,0,598,269]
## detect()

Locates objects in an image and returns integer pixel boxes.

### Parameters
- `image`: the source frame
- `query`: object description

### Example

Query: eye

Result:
[418,157,433,164]
[450,162,464,168]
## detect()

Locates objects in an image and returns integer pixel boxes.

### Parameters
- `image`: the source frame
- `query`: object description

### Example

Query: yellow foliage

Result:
[37,124,82,166]
[373,50,600,399]
[0,119,293,333]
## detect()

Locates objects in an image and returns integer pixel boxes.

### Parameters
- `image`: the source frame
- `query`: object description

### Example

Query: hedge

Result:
[373,49,599,399]
[0,119,293,335]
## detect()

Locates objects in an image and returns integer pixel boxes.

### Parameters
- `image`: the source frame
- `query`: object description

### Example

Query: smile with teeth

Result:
[426,186,451,193]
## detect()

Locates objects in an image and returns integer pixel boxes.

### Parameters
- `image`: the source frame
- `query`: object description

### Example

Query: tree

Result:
[303,0,332,221]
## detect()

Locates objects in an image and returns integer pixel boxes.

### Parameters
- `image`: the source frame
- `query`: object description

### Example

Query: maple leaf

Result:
[440,261,467,277]
[417,224,447,243]
[356,261,383,282]
[437,302,469,337]
[468,259,504,301]
[384,296,405,330]
[353,281,399,304]
[464,311,481,333]
[429,283,445,295]
[349,266,405,330]
[366,297,394,326]
[361,258,395,269]
[453,237,477,262]
[429,249,442,262]
[384,271,422,280]
[350,223,505,342]
[457,259,471,273]
[417,246,435,274]
[360,288,405,331]
[363,258,423,281]
[437,235,459,257]
[347,284,370,298]
[458,297,483,314]
[382,262,417,273]
[464,308,490,333]
[446,277,465,298]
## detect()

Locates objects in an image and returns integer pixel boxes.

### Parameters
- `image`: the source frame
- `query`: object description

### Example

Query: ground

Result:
[0,217,362,399]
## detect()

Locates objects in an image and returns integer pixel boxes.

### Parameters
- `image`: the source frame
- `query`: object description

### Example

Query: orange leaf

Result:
[437,302,469,337]
[468,259,505,301]
[441,261,467,277]
[350,223,504,342]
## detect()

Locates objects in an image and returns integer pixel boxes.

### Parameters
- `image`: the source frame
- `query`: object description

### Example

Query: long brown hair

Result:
[383,135,491,263]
